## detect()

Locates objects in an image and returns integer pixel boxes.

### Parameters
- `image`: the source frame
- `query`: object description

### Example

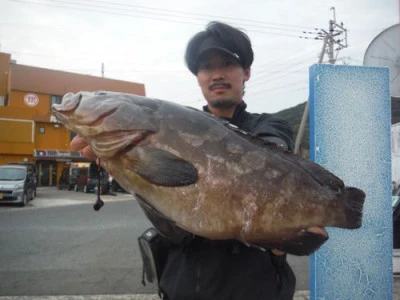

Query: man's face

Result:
[196,50,250,110]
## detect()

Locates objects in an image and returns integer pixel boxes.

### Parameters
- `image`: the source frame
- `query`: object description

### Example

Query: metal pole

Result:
[294,37,328,154]
[328,20,336,64]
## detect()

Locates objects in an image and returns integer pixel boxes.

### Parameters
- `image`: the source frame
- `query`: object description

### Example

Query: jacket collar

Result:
[202,101,247,126]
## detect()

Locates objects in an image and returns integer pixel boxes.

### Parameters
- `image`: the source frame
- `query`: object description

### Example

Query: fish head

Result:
[51,91,161,158]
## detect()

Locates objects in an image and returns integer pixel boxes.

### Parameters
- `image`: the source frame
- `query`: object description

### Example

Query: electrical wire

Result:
[249,54,317,85]
[246,78,307,97]
[71,0,317,30]
[7,0,310,38]
[3,0,325,109]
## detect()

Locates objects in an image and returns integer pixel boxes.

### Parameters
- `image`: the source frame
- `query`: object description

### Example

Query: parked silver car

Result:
[0,165,36,206]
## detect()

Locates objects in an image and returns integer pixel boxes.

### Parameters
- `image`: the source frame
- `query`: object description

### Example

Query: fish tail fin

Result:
[342,187,365,229]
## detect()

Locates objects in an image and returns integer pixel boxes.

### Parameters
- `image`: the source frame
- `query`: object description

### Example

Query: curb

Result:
[0,291,311,299]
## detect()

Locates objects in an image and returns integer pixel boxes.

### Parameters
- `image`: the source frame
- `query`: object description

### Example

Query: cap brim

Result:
[197,46,240,62]
[189,36,241,74]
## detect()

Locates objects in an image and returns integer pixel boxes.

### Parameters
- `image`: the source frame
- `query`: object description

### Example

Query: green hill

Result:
[273,97,399,154]
[273,101,309,153]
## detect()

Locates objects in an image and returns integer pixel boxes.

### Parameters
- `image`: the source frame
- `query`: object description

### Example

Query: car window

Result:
[0,167,26,181]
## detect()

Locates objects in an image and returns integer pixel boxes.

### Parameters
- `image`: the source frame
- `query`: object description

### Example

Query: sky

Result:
[0,0,398,113]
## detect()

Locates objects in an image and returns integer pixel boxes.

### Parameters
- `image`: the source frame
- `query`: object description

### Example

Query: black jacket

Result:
[204,101,294,151]
[153,102,296,300]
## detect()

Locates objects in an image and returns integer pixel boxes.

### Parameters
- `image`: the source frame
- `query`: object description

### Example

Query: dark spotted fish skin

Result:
[52,91,365,255]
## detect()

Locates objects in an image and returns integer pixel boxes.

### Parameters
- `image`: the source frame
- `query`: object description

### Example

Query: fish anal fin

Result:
[136,194,195,244]
[249,231,329,256]
[341,187,365,229]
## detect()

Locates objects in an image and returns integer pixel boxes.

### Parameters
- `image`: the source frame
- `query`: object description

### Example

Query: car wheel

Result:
[19,193,27,207]
[84,185,89,193]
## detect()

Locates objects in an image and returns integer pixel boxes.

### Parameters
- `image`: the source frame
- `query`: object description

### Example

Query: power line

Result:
[249,53,317,83]
[46,0,317,31]
[249,54,317,84]
[7,0,310,38]
[253,48,303,70]
[81,0,316,30]
[62,0,313,33]
[247,79,307,97]
[255,49,316,69]
[249,65,308,87]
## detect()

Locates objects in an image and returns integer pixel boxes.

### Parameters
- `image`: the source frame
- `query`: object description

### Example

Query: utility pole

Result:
[294,7,348,154]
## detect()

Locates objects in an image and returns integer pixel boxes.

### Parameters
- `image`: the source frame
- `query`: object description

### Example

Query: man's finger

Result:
[70,136,89,151]
[271,249,285,256]
[82,146,97,162]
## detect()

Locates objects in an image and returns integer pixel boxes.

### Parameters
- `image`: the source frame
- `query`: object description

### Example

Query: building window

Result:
[39,127,45,134]
[51,95,63,106]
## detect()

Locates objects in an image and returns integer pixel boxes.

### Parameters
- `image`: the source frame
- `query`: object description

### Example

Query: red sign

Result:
[24,93,39,107]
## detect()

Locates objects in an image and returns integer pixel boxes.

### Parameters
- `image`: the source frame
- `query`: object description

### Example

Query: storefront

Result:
[33,149,89,186]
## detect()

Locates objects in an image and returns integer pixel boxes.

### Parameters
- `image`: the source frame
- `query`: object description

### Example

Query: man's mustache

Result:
[209,82,231,90]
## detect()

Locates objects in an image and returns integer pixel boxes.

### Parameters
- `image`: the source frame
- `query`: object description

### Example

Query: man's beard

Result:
[208,98,237,109]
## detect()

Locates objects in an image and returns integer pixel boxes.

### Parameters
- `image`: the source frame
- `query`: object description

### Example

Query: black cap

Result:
[190,36,241,72]
[185,21,254,75]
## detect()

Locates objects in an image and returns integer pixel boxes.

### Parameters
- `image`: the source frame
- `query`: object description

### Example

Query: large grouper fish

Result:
[52,91,365,255]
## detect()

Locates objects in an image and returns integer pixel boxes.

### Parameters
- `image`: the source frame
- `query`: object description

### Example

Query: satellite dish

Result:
[363,23,400,98]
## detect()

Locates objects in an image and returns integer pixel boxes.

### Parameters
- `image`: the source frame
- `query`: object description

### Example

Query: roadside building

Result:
[0,52,146,186]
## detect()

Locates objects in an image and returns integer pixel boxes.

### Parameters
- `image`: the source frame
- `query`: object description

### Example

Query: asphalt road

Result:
[0,187,309,297]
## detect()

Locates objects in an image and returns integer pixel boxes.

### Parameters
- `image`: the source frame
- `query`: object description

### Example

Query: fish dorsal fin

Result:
[126,146,198,187]
[266,144,344,191]
[222,122,344,191]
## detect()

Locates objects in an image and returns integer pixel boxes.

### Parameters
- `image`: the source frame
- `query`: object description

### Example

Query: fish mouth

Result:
[89,130,153,159]
[52,93,119,129]
[52,93,81,115]
[51,93,84,129]
[304,226,328,237]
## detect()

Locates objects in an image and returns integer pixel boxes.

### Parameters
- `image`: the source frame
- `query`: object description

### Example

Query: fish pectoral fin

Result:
[252,230,329,256]
[127,146,198,187]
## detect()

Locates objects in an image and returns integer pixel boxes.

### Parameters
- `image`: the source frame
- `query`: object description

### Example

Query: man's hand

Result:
[271,249,285,256]
[70,136,97,161]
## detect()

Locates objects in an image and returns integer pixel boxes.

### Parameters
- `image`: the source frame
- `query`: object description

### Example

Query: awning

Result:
[33,149,90,162]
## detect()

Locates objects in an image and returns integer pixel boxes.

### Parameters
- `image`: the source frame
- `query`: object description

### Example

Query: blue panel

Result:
[309,64,392,299]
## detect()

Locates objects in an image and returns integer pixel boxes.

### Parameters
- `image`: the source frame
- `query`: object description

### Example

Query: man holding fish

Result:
[66,21,364,300]
[71,21,296,300]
